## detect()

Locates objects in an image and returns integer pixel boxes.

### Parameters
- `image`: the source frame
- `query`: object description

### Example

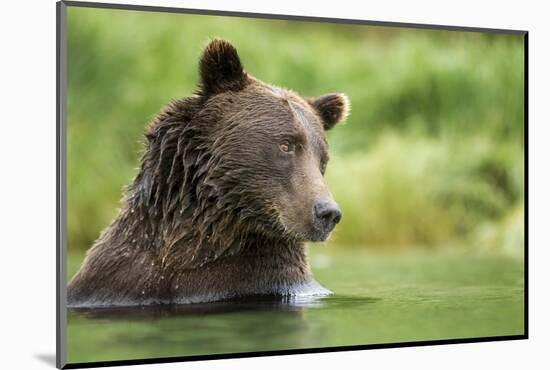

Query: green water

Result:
[66,249,524,364]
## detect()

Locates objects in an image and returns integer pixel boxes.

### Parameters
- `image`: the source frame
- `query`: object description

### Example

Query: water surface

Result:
[67,249,524,364]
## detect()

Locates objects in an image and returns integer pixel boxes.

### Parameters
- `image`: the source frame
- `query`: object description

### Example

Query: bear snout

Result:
[312,200,342,240]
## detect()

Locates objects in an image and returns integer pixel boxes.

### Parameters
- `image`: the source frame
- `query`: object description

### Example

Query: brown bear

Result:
[67,39,349,307]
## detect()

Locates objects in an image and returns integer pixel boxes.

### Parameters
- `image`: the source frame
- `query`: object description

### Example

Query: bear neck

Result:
[119,178,310,279]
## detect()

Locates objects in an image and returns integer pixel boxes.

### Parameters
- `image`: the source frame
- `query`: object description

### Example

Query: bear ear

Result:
[198,39,247,95]
[310,93,350,130]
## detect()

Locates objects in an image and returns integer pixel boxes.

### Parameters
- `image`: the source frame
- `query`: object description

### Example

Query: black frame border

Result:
[56,1,529,369]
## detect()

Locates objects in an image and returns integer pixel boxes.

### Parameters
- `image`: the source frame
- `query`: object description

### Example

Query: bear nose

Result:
[314,200,342,232]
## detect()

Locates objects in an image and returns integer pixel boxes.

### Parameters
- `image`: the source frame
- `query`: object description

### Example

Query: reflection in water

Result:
[69,296,328,362]
[67,295,380,363]
[69,295,339,320]
[69,295,380,321]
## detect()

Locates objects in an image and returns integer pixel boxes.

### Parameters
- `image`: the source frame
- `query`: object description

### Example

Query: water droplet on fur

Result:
[179,209,184,214]
[175,285,179,289]
[160,276,164,280]
[145,233,148,239]
[130,208,135,213]
[141,290,145,295]
[151,262,155,266]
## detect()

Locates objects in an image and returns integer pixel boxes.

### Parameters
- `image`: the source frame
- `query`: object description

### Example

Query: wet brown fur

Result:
[67,39,349,307]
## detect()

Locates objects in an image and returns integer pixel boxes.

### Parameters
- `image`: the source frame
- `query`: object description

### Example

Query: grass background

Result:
[67,7,525,257]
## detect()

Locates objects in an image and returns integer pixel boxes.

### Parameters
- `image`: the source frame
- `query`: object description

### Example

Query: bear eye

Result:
[279,141,294,153]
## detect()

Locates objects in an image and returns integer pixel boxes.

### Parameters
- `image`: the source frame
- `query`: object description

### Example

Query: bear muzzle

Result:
[310,200,342,241]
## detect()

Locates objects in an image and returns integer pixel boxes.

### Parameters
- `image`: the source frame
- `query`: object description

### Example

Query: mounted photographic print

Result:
[56,1,527,368]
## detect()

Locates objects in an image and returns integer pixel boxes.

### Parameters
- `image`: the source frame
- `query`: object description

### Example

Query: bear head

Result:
[141,39,350,248]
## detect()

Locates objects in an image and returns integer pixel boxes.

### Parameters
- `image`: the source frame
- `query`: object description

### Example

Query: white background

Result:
[0,0,548,369]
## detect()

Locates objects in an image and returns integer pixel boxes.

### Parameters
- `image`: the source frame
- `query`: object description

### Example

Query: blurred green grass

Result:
[67,7,524,255]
